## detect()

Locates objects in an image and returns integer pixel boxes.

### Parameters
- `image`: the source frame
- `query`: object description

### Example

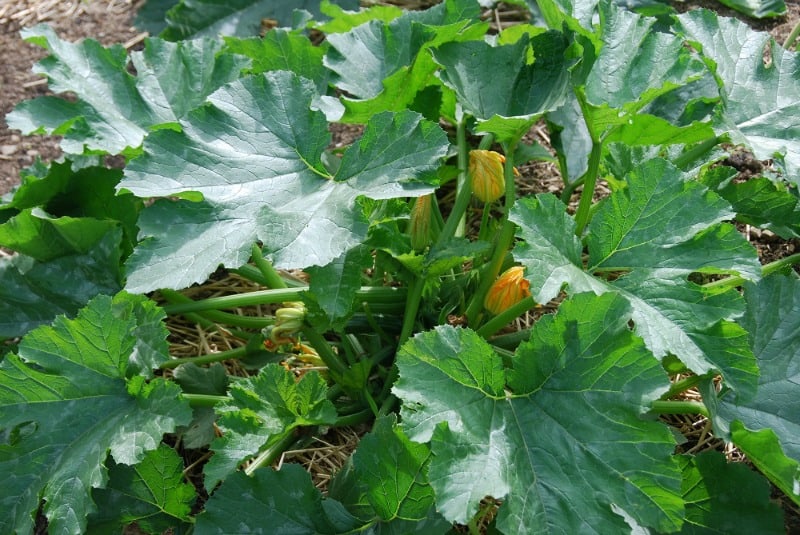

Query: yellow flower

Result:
[469,149,506,203]
[409,194,434,251]
[484,266,531,315]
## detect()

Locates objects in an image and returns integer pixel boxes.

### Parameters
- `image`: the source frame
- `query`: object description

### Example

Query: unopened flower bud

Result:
[484,266,531,315]
[469,150,506,203]
[409,194,435,251]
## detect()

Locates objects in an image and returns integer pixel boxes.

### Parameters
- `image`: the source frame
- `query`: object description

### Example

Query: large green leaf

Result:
[394,293,683,533]
[324,0,486,122]
[203,365,338,490]
[160,0,359,41]
[196,465,361,534]
[0,293,192,535]
[0,160,139,261]
[677,9,800,187]
[511,158,760,397]
[675,451,784,534]
[352,415,437,523]
[7,26,248,154]
[87,444,196,534]
[121,71,449,293]
[547,2,714,183]
[704,274,800,506]
[0,228,123,338]
[431,30,570,141]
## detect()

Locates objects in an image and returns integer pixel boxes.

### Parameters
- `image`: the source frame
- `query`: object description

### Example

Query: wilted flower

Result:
[409,194,435,251]
[469,149,506,203]
[484,266,531,315]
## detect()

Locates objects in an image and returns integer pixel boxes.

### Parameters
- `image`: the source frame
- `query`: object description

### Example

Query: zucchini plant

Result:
[1,0,799,533]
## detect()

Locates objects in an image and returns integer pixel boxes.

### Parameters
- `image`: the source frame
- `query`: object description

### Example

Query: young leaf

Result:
[88,444,197,534]
[121,71,449,293]
[703,274,800,506]
[352,415,437,523]
[0,293,192,535]
[676,451,784,533]
[159,0,359,41]
[224,28,330,93]
[0,228,123,338]
[196,465,361,534]
[394,293,683,534]
[512,158,761,397]
[203,365,337,490]
[7,26,248,154]
[303,245,372,332]
[677,9,800,187]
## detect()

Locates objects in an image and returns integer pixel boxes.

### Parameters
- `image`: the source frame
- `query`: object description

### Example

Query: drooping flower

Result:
[484,266,531,315]
[469,149,506,203]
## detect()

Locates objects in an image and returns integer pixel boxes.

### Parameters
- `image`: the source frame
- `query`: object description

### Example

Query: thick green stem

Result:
[398,277,425,346]
[672,136,722,169]
[159,288,270,330]
[660,375,704,400]
[476,296,537,339]
[181,393,229,407]
[300,325,348,378]
[162,286,405,315]
[244,432,302,476]
[160,346,249,369]
[573,139,602,237]
[436,120,472,246]
[704,253,800,292]
[784,18,800,49]
[251,244,287,289]
[650,400,708,417]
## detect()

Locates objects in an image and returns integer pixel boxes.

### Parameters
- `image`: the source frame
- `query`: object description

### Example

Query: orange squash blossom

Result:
[469,149,506,203]
[484,266,531,315]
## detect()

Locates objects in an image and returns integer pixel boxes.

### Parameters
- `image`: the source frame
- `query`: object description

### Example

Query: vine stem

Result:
[398,277,425,346]
[435,119,471,247]
[160,346,250,369]
[475,296,537,339]
[162,286,405,315]
[660,375,704,400]
[703,252,800,292]
[251,243,287,289]
[650,400,708,417]
[300,325,348,378]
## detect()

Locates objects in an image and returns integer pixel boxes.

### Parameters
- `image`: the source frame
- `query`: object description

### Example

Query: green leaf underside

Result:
[7,26,248,154]
[0,293,192,535]
[121,71,449,293]
[88,444,196,533]
[204,365,337,490]
[511,158,760,398]
[678,9,800,186]
[160,0,359,41]
[196,465,361,534]
[0,228,123,338]
[676,451,784,534]
[706,275,800,506]
[394,293,683,534]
